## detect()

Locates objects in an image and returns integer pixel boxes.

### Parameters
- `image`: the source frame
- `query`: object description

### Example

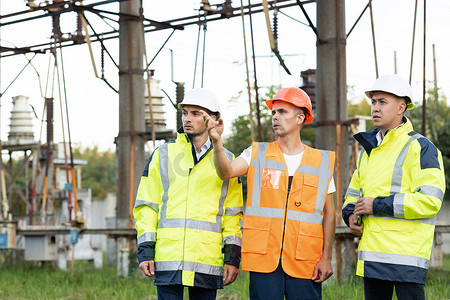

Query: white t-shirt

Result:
[238,146,336,194]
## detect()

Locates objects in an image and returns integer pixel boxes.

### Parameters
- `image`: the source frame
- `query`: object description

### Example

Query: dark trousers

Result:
[156,284,217,300]
[249,263,321,300]
[364,277,425,300]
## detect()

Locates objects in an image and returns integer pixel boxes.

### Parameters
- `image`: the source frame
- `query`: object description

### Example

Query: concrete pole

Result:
[316,0,348,217]
[316,0,350,280]
[117,0,145,230]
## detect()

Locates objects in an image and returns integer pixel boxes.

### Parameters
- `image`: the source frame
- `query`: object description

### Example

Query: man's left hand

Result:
[312,257,333,283]
[201,111,224,143]
[354,197,375,215]
[223,264,239,286]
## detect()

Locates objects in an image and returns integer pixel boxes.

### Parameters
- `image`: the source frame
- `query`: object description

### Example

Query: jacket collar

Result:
[176,132,213,165]
[176,131,191,145]
[354,116,413,156]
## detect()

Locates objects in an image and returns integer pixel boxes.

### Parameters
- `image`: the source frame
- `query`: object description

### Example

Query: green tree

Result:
[348,98,371,118]
[224,87,275,156]
[348,98,375,131]
[409,87,450,200]
[6,158,28,215]
[74,146,116,199]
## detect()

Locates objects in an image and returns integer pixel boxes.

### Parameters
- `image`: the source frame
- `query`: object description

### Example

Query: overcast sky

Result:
[0,0,449,151]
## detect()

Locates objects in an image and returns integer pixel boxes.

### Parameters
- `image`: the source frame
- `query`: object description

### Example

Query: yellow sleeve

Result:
[133,149,162,246]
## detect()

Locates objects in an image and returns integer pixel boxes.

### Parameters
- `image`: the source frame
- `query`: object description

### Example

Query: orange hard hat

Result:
[265,87,314,124]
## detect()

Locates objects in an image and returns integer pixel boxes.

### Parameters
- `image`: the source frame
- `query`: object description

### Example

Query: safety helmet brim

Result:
[365,90,415,110]
[266,87,314,124]
[178,88,221,113]
[365,74,415,110]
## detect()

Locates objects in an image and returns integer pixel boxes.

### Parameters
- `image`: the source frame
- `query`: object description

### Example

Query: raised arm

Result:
[213,142,249,180]
[201,111,249,180]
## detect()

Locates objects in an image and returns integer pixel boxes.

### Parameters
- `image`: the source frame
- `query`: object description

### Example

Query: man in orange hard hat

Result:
[203,87,336,299]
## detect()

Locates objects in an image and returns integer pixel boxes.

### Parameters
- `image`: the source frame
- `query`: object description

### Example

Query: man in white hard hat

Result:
[133,88,243,299]
[342,74,445,300]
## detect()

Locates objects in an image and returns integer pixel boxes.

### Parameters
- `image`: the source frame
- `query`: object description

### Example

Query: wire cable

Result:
[369,0,379,78]
[83,12,118,68]
[240,0,255,141]
[192,18,202,89]
[146,29,176,70]
[409,0,418,84]
[201,21,207,88]
[0,54,37,96]
[55,45,73,222]
[277,10,308,27]
[59,43,79,221]
[247,0,262,141]
[346,2,370,39]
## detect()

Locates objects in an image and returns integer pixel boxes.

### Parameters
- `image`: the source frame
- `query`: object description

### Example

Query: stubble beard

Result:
[185,127,207,139]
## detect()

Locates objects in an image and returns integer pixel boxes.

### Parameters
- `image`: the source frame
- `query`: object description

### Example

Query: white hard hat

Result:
[365,74,415,110]
[178,88,221,113]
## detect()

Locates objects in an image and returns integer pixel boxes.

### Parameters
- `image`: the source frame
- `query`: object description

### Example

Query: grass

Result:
[0,255,449,299]
[0,261,157,299]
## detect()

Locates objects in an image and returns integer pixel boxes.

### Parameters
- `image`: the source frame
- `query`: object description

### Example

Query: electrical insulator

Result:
[46,98,54,144]
[77,13,82,36]
[52,15,62,40]
[273,8,278,41]
[175,83,185,130]
[101,41,105,79]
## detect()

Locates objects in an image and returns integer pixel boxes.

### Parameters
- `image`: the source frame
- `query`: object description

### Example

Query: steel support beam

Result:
[0,0,314,58]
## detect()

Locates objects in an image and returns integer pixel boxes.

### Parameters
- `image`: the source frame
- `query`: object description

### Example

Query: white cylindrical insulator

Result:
[145,79,167,129]
[8,95,35,144]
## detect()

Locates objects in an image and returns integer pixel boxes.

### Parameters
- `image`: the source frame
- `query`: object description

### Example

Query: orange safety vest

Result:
[242,141,335,279]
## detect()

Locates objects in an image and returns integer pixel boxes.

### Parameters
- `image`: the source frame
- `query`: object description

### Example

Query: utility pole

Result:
[316,0,348,220]
[432,44,437,98]
[316,0,349,281]
[116,0,145,276]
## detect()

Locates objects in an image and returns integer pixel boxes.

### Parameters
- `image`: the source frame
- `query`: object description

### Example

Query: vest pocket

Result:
[302,174,319,205]
[295,222,323,261]
[242,216,271,254]
[155,229,183,261]
[202,232,222,259]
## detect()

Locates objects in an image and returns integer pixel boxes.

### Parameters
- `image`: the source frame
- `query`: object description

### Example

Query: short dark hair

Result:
[182,105,220,119]
[204,108,220,120]
[208,109,220,119]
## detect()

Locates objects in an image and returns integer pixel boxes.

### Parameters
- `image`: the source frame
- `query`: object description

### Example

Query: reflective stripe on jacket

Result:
[133,133,243,289]
[242,141,335,279]
[342,117,445,284]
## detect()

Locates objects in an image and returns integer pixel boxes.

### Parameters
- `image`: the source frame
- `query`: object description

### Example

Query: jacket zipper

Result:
[280,176,292,257]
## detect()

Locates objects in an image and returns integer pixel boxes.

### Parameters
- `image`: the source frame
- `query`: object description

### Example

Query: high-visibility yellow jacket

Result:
[133,133,243,289]
[343,117,446,284]
[242,141,335,279]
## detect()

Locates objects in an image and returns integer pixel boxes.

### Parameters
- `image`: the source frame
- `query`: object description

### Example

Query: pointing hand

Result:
[201,110,224,142]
